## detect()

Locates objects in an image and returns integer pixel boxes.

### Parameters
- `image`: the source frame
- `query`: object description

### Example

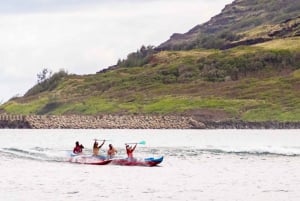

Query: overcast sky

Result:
[0,0,233,103]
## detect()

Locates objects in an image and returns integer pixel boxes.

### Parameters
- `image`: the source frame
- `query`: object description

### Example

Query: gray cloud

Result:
[0,0,101,13]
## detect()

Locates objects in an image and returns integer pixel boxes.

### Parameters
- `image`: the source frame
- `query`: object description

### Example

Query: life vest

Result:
[126,149,133,158]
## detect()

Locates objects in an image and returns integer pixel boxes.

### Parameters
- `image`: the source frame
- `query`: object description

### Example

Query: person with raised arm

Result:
[125,143,137,159]
[93,140,105,156]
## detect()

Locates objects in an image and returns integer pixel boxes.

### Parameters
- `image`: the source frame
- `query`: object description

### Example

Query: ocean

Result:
[0,129,299,201]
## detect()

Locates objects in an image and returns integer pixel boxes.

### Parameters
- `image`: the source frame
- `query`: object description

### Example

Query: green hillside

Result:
[1,37,300,121]
[1,0,300,122]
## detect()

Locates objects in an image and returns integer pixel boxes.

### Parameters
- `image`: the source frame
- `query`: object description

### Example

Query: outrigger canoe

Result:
[110,156,164,167]
[69,152,163,166]
[69,153,111,165]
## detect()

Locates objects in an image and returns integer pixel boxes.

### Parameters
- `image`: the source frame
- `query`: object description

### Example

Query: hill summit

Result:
[158,0,300,50]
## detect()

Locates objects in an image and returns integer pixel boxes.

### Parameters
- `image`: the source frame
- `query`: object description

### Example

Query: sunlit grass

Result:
[142,96,263,116]
[1,98,48,115]
[254,37,300,50]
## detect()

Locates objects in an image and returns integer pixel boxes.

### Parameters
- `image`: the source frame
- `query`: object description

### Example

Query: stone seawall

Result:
[25,115,204,129]
[203,121,300,129]
[0,115,204,129]
[1,114,300,129]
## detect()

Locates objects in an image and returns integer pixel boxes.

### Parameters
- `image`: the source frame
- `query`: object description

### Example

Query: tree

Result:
[37,68,52,84]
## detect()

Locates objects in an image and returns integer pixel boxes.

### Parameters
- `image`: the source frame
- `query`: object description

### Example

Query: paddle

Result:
[93,139,109,141]
[125,140,146,145]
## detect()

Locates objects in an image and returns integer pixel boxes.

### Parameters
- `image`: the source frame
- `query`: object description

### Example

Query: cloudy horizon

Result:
[0,0,233,103]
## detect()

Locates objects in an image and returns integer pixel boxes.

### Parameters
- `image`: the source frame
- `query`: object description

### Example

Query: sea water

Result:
[0,129,299,201]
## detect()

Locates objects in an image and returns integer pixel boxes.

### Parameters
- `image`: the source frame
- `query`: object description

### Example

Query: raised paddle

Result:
[125,140,146,145]
[93,139,109,141]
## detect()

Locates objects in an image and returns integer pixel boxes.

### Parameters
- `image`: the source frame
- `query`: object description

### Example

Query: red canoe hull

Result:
[69,155,112,165]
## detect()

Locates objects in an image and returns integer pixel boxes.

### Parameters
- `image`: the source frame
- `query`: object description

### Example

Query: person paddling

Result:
[73,141,84,154]
[125,143,137,159]
[93,140,105,156]
[107,144,118,159]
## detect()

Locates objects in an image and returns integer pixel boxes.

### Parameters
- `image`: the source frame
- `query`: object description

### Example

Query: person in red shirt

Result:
[125,143,137,159]
[73,141,84,154]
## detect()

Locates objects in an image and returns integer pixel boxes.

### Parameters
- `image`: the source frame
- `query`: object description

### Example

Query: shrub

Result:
[197,49,299,81]
[118,45,157,67]
[25,69,69,97]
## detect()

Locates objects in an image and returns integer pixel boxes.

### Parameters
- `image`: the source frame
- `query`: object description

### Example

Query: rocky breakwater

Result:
[25,115,205,129]
[0,115,31,128]
[203,120,300,129]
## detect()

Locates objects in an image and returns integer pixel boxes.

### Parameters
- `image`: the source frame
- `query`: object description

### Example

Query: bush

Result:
[197,49,299,81]
[118,45,157,67]
[25,69,69,97]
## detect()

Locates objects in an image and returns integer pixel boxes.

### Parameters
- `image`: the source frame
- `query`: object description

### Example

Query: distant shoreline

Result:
[0,114,300,129]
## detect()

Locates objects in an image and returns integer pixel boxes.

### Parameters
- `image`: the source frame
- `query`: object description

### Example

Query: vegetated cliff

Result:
[0,0,300,124]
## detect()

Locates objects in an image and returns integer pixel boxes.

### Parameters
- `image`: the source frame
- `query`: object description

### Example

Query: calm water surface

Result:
[0,129,299,201]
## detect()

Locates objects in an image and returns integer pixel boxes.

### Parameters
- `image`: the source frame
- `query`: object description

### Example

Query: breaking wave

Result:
[150,146,300,158]
[0,147,68,162]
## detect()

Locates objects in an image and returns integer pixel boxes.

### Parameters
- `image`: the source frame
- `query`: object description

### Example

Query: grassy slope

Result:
[1,37,300,122]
